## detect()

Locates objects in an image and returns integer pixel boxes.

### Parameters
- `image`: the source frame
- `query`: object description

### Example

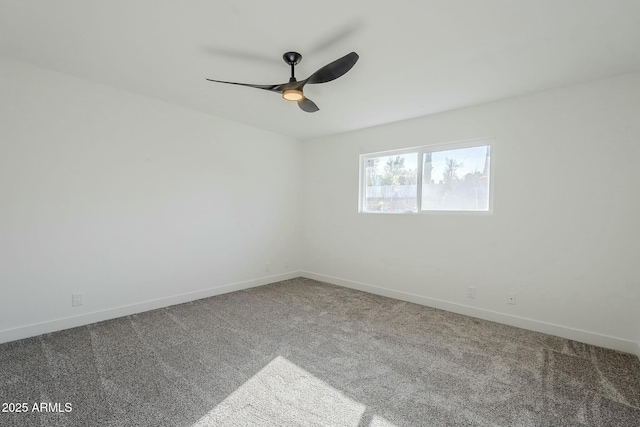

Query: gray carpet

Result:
[1,278,639,426]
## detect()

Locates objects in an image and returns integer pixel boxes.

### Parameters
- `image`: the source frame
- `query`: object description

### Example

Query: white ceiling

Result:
[1,1,639,140]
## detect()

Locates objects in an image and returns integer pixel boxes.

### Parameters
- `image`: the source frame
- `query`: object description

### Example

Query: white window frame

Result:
[358,138,495,214]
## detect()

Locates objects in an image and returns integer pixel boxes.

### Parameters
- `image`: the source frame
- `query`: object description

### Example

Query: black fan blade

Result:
[304,52,359,85]
[308,20,364,54]
[201,46,281,65]
[298,97,319,113]
[206,79,285,93]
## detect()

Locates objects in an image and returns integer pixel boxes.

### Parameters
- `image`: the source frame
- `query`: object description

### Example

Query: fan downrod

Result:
[283,52,302,66]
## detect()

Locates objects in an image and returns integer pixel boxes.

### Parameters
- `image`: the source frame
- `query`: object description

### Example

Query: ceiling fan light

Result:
[282,89,303,102]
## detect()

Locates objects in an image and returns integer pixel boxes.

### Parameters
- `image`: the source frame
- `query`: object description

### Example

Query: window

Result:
[363,151,418,213]
[359,139,493,213]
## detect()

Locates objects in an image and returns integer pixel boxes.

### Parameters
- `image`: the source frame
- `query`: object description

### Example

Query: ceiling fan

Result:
[206,51,359,112]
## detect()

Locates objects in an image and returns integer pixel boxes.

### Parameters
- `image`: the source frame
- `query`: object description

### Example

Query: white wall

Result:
[301,73,640,354]
[0,57,302,342]
[2,55,639,356]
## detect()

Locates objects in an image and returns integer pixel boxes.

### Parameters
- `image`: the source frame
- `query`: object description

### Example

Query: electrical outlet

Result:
[72,293,83,307]
[507,292,516,305]
[467,287,476,299]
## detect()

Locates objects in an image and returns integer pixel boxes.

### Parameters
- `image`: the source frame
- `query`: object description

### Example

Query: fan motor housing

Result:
[283,51,302,66]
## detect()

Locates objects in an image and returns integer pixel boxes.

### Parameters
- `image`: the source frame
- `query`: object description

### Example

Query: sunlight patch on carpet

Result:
[192,356,396,427]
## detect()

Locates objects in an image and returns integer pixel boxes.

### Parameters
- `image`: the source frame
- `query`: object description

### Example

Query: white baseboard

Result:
[6,270,638,359]
[0,271,301,345]
[301,271,639,356]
